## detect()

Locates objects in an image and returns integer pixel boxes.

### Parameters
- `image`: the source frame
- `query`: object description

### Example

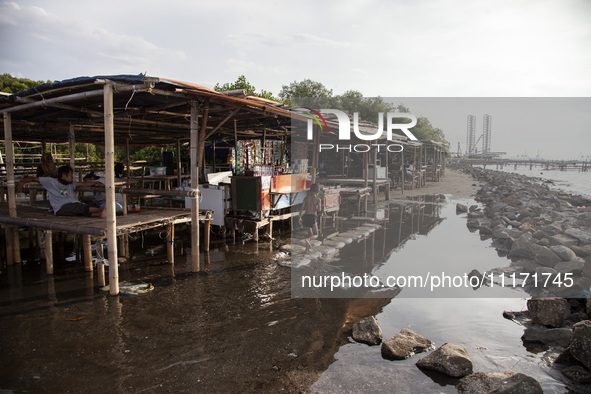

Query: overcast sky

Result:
[1,0,590,159]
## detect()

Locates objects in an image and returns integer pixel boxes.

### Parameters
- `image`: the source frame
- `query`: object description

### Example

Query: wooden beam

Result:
[1,84,147,114]
[203,107,240,141]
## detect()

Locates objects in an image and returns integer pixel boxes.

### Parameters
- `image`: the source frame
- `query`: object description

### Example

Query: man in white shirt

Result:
[16,165,106,217]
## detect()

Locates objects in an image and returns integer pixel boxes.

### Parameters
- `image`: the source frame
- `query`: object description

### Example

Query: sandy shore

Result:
[391,166,482,200]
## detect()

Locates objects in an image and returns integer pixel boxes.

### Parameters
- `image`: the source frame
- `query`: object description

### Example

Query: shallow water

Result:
[0,194,578,392]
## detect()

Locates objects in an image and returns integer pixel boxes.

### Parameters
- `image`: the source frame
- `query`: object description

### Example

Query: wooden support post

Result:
[5,228,14,266]
[176,139,182,187]
[401,148,405,195]
[69,124,76,171]
[373,147,378,204]
[4,112,21,264]
[123,139,130,215]
[203,219,210,252]
[312,127,319,184]
[118,236,125,257]
[190,100,200,272]
[103,82,119,295]
[83,234,92,272]
[364,151,369,212]
[96,240,105,287]
[45,230,53,275]
[167,223,174,264]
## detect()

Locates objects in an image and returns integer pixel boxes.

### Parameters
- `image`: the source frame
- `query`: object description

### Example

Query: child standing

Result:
[298,183,323,252]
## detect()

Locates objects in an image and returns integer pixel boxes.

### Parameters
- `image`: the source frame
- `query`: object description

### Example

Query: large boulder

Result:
[509,233,561,267]
[521,326,573,347]
[549,245,578,261]
[569,320,591,370]
[527,298,569,328]
[565,228,591,244]
[415,343,472,377]
[457,371,542,394]
[381,328,433,360]
[549,234,578,247]
[352,316,382,346]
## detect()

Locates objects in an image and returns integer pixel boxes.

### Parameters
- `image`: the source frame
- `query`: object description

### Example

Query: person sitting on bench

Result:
[16,165,107,217]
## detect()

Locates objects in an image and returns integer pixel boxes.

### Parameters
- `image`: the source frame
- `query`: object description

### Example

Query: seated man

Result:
[83,169,124,212]
[16,165,106,217]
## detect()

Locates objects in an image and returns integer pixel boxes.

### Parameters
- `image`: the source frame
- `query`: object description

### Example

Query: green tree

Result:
[0,73,50,94]
[214,75,281,102]
[214,75,256,94]
[278,79,334,107]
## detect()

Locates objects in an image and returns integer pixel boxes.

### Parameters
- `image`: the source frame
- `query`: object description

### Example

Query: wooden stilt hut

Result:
[0,74,298,295]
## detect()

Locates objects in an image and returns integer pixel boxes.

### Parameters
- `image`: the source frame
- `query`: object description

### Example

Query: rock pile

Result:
[463,167,591,297]
[462,166,591,388]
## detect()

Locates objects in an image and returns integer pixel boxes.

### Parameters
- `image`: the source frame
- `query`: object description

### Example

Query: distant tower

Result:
[466,115,476,156]
[482,114,492,155]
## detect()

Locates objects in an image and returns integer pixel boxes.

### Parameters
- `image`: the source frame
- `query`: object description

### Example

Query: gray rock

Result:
[502,197,521,207]
[565,228,591,244]
[527,298,569,328]
[570,245,591,257]
[569,320,591,370]
[562,365,591,384]
[467,218,480,228]
[456,203,468,213]
[457,371,542,394]
[468,211,484,219]
[554,260,585,274]
[532,230,548,240]
[509,233,561,266]
[537,238,550,246]
[521,326,573,347]
[479,225,493,235]
[550,245,578,261]
[550,234,579,247]
[381,328,433,360]
[352,316,382,346]
[415,343,473,378]
[533,246,562,267]
[509,233,537,259]
[541,224,563,236]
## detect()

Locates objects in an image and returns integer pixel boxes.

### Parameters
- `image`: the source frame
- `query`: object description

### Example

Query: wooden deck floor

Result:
[0,202,206,238]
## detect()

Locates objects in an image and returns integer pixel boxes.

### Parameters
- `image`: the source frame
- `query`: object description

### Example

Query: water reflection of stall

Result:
[292,195,445,298]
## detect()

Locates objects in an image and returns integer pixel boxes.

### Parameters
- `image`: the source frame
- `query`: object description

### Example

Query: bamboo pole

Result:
[311,126,319,183]
[364,151,369,212]
[167,223,174,264]
[4,112,21,264]
[45,230,53,275]
[96,240,105,287]
[197,98,210,182]
[0,84,147,114]
[83,234,92,271]
[69,124,76,170]
[203,218,210,252]
[176,139,182,187]
[104,82,119,295]
[373,147,378,204]
[190,100,200,272]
